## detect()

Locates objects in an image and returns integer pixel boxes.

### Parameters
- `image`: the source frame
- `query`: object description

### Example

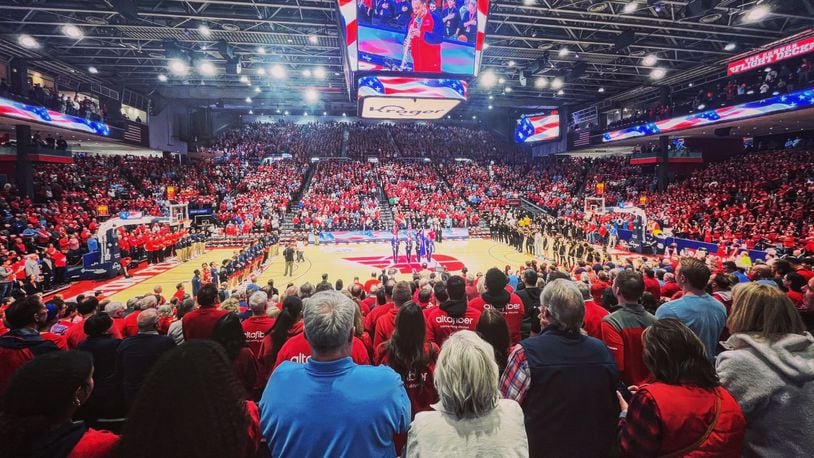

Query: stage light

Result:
[650,67,666,80]
[270,64,286,79]
[498,77,506,84]
[472,115,477,119]
[18,34,39,49]
[342,113,347,117]
[558,47,569,57]
[724,42,737,51]
[257,46,266,54]
[61,24,84,39]
[523,0,535,5]
[314,67,326,79]
[304,112,309,116]
[623,1,638,13]
[254,86,261,92]
[642,54,658,67]
[245,97,252,103]
[488,105,493,109]
[744,4,770,22]
[198,24,212,37]
[598,87,605,93]
[197,60,217,76]
[505,86,512,93]
[302,69,312,77]
[256,67,266,76]
[158,74,168,82]
[168,58,189,76]
[308,35,319,44]
[88,66,98,74]
[248,109,253,114]
[480,71,497,88]
[508,60,515,67]
[551,77,564,89]
[697,104,706,110]
[304,88,318,102]
[284,110,289,115]
[557,89,564,95]
[323,111,327,116]
[535,77,548,88]
[488,95,494,100]
[240,75,250,83]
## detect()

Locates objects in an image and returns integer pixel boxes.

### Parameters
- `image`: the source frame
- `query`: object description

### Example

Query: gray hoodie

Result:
[716,332,814,457]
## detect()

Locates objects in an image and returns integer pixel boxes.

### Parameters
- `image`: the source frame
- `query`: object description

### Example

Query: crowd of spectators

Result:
[206,122,344,161]
[0,79,105,122]
[346,122,401,159]
[294,161,383,231]
[2,245,814,456]
[391,123,516,160]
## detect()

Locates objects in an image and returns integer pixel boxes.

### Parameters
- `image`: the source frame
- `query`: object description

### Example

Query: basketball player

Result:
[404,0,443,72]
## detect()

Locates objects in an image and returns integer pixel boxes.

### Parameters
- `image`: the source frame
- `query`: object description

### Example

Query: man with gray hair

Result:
[500,279,620,458]
[259,290,410,457]
[242,291,276,356]
[117,308,176,406]
[104,301,127,336]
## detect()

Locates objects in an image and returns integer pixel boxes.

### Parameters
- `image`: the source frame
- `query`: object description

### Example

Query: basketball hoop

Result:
[584,197,606,217]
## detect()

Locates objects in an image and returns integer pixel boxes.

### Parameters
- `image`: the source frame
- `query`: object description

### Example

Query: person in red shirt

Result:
[172,283,187,304]
[182,284,228,341]
[425,275,481,347]
[576,281,609,340]
[660,272,681,299]
[66,297,123,349]
[274,331,370,370]
[591,271,611,304]
[242,291,277,357]
[405,0,443,73]
[0,350,119,458]
[468,268,525,345]
[121,295,157,338]
[364,280,396,336]
[374,281,413,350]
[375,302,439,455]
[642,268,662,300]
[363,272,380,294]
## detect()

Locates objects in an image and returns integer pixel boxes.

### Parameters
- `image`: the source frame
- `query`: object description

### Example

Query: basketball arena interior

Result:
[1,1,814,457]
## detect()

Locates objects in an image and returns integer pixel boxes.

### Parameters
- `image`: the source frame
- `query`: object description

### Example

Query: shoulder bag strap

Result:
[658,391,722,458]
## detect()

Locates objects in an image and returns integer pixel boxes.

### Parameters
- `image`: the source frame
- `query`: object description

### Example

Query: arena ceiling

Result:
[1,0,813,116]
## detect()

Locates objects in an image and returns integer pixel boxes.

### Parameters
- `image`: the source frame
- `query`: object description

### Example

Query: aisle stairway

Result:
[280,161,318,239]
[341,125,350,157]
[385,126,402,156]
[376,186,395,230]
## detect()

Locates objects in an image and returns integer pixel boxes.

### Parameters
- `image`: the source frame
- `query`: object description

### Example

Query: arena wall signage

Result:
[357,75,466,119]
[602,88,814,142]
[0,96,110,136]
[360,97,461,119]
[727,36,814,76]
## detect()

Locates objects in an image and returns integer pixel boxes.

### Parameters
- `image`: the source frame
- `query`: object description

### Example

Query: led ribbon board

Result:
[0,96,110,136]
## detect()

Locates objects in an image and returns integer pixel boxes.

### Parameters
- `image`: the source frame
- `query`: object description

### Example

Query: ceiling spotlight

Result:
[314,67,327,79]
[248,109,253,114]
[508,60,515,67]
[483,43,490,50]
[505,86,513,93]
[472,115,477,119]
[198,24,212,37]
[642,54,658,67]
[697,104,706,110]
[303,69,312,77]
[534,77,548,88]
[270,64,287,79]
[558,47,569,57]
[724,42,737,51]
[61,24,84,39]
[257,46,266,54]
[598,87,605,93]
[158,74,168,82]
[551,77,564,89]
[168,58,189,76]
[488,95,494,100]
[498,77,506,84]
[480,70,497,88]
[256,67,266,76]
[304,88,318,102]
[650,67,667,80]
[623,1,638,14]
[523,0,535,5]
[88,66,98,74]
[239,75,250,83]
[743,4,770,23]
[18,34,39,49]
[245,97,252,103]
[304,112,309,116]
[342,113,347,117]
[308,35,318,44]
[557,89,564,95]
[488,105,493,109]
[197,60,216,76]
[688,82,694,87]
[323,111,327,116]
[284,110,289,115]
[254,86,261,92]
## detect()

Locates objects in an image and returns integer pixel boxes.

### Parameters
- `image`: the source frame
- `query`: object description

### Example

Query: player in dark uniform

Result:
[405,228,414,264]
[391,233,400,264]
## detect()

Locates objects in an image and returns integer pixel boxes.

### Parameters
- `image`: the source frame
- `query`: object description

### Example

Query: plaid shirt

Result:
[619,390,663,456]
[499,344,530,404]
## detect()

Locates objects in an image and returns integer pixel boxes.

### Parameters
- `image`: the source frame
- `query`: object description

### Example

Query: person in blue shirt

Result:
[259,290,410,457]
[723,261,750,283]
[655,258,727,361]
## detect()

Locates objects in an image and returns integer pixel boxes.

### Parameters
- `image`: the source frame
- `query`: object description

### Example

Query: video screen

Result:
[515,111,560,144]
[341,0,489,76]
[358,76,467,99]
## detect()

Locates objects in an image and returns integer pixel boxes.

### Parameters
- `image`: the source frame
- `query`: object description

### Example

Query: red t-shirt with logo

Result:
[468,293,525,345]
[273,333,370,370]
[242,316,276,357]
[423,305,481,347]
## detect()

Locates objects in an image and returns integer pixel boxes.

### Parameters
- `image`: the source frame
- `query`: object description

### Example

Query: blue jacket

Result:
[259,357,410,457]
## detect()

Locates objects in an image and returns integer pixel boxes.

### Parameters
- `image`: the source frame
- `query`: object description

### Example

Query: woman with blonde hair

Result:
[716,282,814,457]
[403,330,527,457]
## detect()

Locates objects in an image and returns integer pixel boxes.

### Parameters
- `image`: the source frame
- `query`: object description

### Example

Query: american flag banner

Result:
[515,111,560,143]
[573,130,591,147]
[337,0,358,71]
[358,76,467,100]
[603,88,814,142]
[0,96,110,136]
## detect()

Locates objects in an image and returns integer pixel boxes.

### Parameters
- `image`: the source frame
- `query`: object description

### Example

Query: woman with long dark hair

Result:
[213,312,260,398]
[618,318,745,456]
[0,351,119,457]
[117,341,260,458]
[476,308,511,375]
[257,295,303,383]
[375,302,439,455]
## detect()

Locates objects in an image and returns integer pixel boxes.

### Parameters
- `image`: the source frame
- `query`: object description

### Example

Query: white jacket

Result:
[403,399,528,457]
[717,332,814,457]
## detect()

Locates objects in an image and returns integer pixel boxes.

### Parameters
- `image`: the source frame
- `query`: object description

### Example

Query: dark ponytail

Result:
[267,296,303,362]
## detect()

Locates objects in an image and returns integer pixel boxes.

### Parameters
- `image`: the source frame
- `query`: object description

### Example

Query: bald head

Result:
[137,308,159,333]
